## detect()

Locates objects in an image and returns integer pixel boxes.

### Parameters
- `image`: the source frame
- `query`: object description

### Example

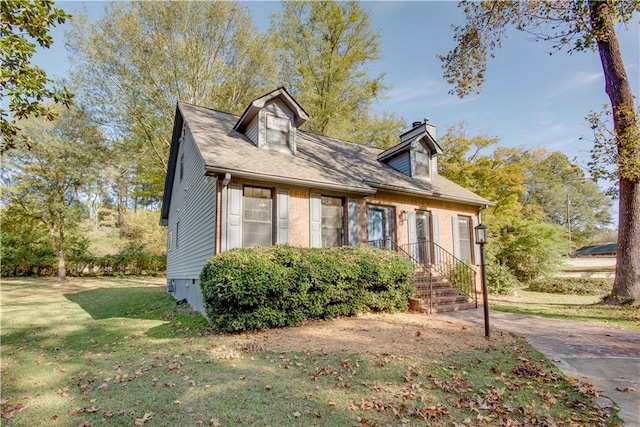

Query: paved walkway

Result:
[438,309,640,426]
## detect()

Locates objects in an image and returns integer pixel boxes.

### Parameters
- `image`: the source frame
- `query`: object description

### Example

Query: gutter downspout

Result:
[220,173,231,252]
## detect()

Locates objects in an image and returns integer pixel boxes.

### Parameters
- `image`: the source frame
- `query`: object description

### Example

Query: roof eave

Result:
[205,166,375,196]
[364,180,494,207]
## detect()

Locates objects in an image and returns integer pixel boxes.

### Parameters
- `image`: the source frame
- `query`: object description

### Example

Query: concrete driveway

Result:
[439,309,640,426]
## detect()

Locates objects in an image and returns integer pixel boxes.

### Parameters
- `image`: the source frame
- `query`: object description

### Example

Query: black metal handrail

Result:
[430,241,477,307]
[367,239,478,310]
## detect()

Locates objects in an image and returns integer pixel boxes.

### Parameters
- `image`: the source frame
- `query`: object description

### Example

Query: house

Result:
[160,88,491,315]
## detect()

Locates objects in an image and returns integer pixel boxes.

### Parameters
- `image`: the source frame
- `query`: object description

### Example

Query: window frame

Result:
[320,195,345,248]
[366,204,396,250]
[266,114,290,148]
[413,144,430,179]
[242,186,274,247]
[457,215,473,263]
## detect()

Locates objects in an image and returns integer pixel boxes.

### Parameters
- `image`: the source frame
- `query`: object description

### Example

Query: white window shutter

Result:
[348,198,359,246]
[452,215,460,259]
[432,214,440,264]
[407,210,417,260]
[310,194,322,248]
[227,184,242,249]
[277,190,289,244]
[472,216,480,265]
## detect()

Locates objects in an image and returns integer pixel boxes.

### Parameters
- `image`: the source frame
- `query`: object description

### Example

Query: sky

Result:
[34,1,640,221]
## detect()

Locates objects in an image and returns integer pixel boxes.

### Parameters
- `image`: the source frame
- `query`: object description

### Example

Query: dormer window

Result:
[233,87,309,156]
[414,145,430,178]
[266,114,289,147]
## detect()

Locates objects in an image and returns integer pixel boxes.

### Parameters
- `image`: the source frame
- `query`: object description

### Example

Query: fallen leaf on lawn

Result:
[0,398,9,405]
[210,419,221,427]
[615,386,635,392]
[51,414,59,420]
[13,403,26,412]
[69,407,85,416]
[134,411,154,425]
[293,411,301,418]
[103,410,113,418]
[118,409,134,416]
[265,385,272,390]
[79,421,92,427]
[86,406,98,413]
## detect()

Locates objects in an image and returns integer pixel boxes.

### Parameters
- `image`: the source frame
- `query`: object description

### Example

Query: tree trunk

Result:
[590,1,640,303]
[57,227,66,281]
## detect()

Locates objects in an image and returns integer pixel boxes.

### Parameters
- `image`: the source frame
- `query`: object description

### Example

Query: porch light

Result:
[474,223,488,245]
[399,210,407,221]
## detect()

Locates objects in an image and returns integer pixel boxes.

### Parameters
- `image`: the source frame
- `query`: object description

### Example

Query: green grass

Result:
[490,289,640,331]
[1,277,619,426]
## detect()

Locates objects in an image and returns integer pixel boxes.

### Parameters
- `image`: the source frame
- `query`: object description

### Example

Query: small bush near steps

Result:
[200,245,415,332]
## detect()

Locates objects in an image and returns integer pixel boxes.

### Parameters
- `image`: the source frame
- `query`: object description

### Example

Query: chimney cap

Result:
[412,121,422,128]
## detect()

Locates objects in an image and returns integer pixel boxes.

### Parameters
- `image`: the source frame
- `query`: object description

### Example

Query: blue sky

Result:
[35,1,639,219]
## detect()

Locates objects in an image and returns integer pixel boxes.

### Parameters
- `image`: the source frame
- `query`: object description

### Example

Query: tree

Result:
[66,1,276,202]
[1,106,105,280]
[270,1,405,147]
[525,151,612,246]
[438,123,530,228]
[440,1,639,303]
[0,0,74,153]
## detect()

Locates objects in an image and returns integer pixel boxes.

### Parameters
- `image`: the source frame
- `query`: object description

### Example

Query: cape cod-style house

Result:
[160,88,491,315]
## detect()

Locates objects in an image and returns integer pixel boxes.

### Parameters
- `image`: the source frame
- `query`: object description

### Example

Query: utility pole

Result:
[567,192,571,255]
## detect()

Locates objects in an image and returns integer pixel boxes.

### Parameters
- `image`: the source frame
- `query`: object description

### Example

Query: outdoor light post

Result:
[474,224,490,339]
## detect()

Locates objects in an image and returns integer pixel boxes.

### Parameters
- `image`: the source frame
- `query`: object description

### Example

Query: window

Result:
[179,153,184,181]
[415,147,430,177]
[168,230,174,251]
[321,196,343,247]
[243,187,272,247]
[266,114,289,146]
[175,222,180,249]
[367,205,395,250]
[457,216,472,262]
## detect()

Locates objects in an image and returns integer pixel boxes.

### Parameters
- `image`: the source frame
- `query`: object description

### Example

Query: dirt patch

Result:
[233,312,510,357]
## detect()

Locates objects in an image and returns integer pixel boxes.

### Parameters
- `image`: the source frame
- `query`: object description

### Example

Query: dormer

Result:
[378,119,442,181]
[234,87,309,155]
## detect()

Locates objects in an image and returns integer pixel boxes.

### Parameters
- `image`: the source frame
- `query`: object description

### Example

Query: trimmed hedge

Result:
[200,245,415,332]
[527,277,613,295]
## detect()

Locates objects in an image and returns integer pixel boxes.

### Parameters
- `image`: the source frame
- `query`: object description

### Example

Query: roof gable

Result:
[234,87,309,133]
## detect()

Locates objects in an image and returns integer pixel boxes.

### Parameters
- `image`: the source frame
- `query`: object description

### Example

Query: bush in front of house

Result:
[200,245,415,333]
[527,277,613,295]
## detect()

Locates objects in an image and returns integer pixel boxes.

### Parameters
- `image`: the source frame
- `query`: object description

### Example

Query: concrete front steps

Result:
[409,268,476,314]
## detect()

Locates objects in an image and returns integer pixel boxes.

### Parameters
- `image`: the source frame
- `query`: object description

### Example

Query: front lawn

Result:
[0,277,619,426]
[489,289,640,332]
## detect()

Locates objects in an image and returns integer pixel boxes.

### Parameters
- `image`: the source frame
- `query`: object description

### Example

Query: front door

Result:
[416,210,432,264]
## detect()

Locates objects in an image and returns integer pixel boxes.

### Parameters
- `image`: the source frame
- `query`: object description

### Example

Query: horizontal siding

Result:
[167,128,217,280]
[387,152,411,176]
[246,115,258,145]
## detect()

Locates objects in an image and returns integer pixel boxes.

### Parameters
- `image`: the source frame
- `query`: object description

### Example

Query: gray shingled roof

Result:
[178,101,491,206]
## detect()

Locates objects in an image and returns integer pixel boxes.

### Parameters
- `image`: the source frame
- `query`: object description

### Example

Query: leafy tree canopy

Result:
[0,0,74,153]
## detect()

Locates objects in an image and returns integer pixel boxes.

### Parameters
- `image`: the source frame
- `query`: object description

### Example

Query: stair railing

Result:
[430,241,478,308]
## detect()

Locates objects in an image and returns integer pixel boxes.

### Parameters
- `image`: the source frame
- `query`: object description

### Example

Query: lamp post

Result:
[474,224,490,339]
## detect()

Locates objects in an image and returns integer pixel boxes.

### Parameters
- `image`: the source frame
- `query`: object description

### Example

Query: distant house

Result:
[160,88,491,314]
[572,243,617,257]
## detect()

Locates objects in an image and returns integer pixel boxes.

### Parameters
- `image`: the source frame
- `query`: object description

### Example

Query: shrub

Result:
[200,245,415,333]
[486,262,520,295]
[492,220,565,284]
[528,277,613,295]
